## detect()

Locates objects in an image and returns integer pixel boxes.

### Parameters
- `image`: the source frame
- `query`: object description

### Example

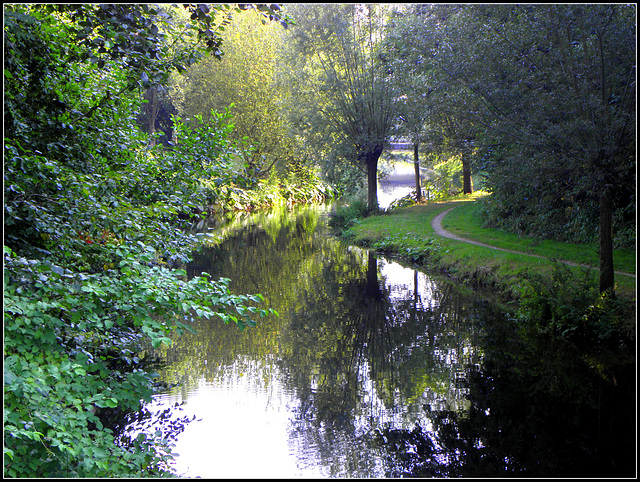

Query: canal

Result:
[133,201,635,478]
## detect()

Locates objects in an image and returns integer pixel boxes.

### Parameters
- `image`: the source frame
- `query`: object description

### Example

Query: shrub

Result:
[328,194,369,232]
[388,191,419,210]
[3,244,274,477]
[518,262,634,347]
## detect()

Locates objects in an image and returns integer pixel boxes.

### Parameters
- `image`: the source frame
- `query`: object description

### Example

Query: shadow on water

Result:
[142,205,635,478]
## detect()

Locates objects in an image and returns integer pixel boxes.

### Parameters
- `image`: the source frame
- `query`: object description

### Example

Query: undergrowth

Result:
[518,262,635,349]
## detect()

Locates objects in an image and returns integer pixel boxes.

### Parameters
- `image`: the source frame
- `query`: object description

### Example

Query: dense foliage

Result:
[278,4,635,288]
[383,4,635,292]
[3,3,636,476]
[518,262,635,347]
[174,12,300,180]
[4,4,287,477]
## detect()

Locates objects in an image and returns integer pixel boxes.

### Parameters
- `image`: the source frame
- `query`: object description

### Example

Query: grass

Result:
[346,195,636,302]
[443,200,636,275]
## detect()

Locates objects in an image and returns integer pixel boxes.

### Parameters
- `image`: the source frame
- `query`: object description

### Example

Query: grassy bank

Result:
[343,195,636,302]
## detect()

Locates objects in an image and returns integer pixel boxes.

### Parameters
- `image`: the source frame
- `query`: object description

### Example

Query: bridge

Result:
[388,141,413,150]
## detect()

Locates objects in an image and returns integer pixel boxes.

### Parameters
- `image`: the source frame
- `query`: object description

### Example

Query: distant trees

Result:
[281,4,396,212]
[382,7,430,202]
[383,5,483,200]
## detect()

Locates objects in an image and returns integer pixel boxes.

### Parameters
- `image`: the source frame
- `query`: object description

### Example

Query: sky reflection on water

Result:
[136,203,635,478]
[146,252,457,478]
[150,370,316,478]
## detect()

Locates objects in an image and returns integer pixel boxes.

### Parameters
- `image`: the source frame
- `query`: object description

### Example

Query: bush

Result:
[388,191,419,210]
[430,157,463,199]
[328,194,369,232]
[518,262,634,348]
[3,244,274,477]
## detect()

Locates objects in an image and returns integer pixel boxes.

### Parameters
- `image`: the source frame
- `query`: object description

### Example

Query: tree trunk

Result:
[462,150,473,194]
[365,146,383,213]
[144,86,159,146]
[598,185,615,294]
[413,142,422,202]
[365,251,382,299]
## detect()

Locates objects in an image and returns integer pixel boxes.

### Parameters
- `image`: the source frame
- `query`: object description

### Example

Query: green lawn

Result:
[347,196,636,300]
[443,200,636,275]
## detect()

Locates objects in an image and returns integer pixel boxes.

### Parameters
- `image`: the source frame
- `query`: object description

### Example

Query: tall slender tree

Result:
[384,5,480,200]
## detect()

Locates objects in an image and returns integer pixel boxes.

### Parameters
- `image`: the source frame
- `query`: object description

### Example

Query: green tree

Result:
[383,5,482,200]
[388,60,430,201]
[383,5,434,202]
[281,4,397,212]
[172,9,299,180]
[416,4,636,292]
[3,4,286,477]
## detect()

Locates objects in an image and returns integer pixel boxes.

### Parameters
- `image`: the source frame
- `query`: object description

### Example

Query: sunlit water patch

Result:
[378,160,417,209]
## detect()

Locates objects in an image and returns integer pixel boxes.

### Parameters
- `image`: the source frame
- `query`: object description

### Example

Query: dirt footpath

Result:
[432,206,635,278]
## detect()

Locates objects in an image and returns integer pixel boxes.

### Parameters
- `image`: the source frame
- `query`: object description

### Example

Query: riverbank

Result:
[342,196,636,304]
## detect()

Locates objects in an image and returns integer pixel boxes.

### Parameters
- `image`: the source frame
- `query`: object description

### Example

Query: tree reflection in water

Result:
[147,206,634,478]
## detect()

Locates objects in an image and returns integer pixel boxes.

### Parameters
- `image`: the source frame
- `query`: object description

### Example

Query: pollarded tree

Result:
[281,4,397,212]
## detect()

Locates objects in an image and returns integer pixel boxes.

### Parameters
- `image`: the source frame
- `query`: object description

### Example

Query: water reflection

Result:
[144,206,634,478]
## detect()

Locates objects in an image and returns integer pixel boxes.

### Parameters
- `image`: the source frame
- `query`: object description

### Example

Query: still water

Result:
[378,160,416,209]
[141,205,635,478]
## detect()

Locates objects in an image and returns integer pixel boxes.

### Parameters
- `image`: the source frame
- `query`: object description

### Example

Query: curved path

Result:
[432,206,636,279]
